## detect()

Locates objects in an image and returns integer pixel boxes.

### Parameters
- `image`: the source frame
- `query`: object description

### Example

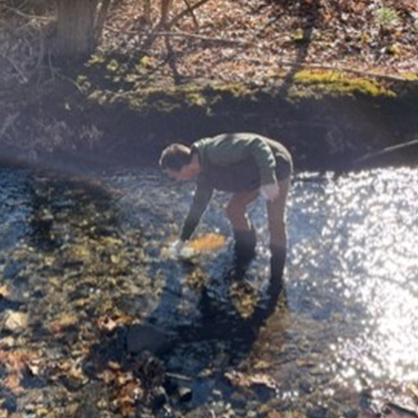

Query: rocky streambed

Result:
[0,165,418,418]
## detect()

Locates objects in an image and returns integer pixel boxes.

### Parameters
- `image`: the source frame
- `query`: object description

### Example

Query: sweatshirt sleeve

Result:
[180,180,213,241]
[207,135,277,185]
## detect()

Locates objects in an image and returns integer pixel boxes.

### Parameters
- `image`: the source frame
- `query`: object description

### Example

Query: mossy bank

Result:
[2,57,418,173]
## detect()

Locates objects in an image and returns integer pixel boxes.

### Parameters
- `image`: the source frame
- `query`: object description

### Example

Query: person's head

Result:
[159,143,200,180]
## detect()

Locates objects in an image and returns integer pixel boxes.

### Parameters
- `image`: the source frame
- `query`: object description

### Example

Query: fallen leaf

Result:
[119,380,143,404]
[253,360,270,370]
[99,369,115,384]
[97,316,118,331]
[49,313,78,333]
[107,361,122,371]
[4,373,24,394]
[68,363,84,380]
[120,403,135,417]
[0,284,10,297]
[188,233,226,252]
[225,371,277,389]
[407,383,418,401]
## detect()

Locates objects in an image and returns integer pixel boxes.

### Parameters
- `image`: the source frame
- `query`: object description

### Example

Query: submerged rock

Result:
[126,323,176,354]
[307,406,329,418]
[2,260,25,279]
[73,402,100,418]
[3,310,28,332]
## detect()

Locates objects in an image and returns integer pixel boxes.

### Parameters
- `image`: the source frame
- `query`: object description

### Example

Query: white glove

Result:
[260,182,280,201]
[168,239,184,258]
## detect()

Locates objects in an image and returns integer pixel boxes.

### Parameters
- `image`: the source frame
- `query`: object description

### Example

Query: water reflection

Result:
[0,166,417,416]
[286,168,418,391]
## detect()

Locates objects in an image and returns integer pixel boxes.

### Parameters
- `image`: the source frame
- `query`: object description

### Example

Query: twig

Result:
[0,112,20,142]
[143,0,151,25]
[163,32,182,83]
[160,0,172,28]
[165,372,192,382]
[353,138,418,167]
[36,27,46,87]
[95,0,112,41]
[2,5,53,21]
[105,26,253,46]
[54,71,84,95]
[0,52,28,83]
[47,49,58,83]
[153,30,252,45]
[159,30,252,45]
[182,0,199,28]
[168,0,212,28]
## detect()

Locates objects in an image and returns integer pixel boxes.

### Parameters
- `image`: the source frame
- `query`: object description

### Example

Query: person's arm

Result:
[180,182,213,241]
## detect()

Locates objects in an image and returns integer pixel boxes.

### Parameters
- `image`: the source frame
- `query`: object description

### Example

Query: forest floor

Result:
[99,0,418,85]
[1,0,418,89]
[1,0,418,164]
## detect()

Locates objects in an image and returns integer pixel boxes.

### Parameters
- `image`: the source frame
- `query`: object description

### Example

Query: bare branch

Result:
[160,0,173,28]
[2,5,53,21]
[0,52,29,83]
[139,0,212,50]
[105,26,253,46]
[182,0,199,28]
[95,0,112,40]
[0,112,20,142]
[143,0,151,24]
[168,0,212,28]
[159,31,252,45]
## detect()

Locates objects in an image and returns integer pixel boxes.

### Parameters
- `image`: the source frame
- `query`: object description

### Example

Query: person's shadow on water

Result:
[133,243,286,360]
[82,249,287,413]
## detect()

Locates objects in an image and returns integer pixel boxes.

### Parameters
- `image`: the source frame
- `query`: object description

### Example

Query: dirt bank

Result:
[1,67,418,174]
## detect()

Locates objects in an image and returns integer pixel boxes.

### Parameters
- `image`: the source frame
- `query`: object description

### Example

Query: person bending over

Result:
[159,132,293,286]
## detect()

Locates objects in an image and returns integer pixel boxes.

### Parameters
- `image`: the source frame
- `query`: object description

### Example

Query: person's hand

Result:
[260,182,280,201]
[168,239,184,258]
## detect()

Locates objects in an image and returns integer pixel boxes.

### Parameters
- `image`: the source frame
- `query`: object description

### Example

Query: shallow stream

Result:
[0,166,417,418]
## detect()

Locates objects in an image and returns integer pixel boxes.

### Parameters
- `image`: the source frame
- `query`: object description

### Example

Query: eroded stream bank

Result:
[1,166,417,418]
[2,71,418,172]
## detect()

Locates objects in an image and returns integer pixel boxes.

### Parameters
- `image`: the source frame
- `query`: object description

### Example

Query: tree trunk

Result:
[55,0,99,58]
[143,0,151,25]
[160,0,173,27]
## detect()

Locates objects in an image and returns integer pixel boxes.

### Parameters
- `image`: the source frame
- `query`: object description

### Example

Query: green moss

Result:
[84,66,403,114]
[86,54,105,67]
[88,80,254,113]
[88,90,111,106]
[400,71,418,81]
[136,55,153,70]
[106,59,120,73]
[291,69,396,98]
[208,81,254,98]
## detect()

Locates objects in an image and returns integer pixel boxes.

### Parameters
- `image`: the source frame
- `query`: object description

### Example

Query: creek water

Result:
[0,166,417,417]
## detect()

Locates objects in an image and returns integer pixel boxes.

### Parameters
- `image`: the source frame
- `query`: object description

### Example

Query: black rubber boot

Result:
[231,228,257,279]
[269,244,287,297]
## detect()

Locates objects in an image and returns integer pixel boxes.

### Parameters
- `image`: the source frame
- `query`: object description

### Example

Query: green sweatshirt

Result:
[180,132,293,241]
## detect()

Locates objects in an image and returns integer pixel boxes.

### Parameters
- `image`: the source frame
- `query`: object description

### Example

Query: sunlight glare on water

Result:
[288,168,418,390]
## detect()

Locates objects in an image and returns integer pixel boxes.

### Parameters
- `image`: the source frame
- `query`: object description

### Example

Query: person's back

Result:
[191,133,292,193]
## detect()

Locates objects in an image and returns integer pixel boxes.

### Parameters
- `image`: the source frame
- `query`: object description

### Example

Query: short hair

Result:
[159,143,192,171]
